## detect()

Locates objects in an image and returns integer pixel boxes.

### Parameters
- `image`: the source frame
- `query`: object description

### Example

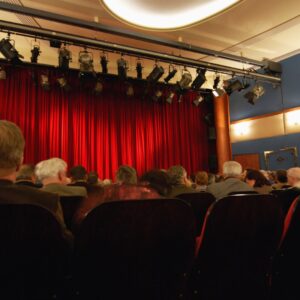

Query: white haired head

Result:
[287,167,300,187]
[223,161,242,178]
[35,158,67,182]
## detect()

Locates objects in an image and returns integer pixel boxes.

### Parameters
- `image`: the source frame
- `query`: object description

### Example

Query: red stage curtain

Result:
[0,65,213,179]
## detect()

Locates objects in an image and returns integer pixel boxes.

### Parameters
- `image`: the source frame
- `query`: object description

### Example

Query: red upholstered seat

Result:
[176,192,215,235]
[270,196,300,300]
[74,199,196,300]
[188,194,283,300]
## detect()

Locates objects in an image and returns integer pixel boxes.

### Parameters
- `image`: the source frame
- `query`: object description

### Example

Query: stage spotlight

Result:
[94,80,103,95]
[79,48,94,74]
[164,64,177,83]
[244,84,265,105]
[0,36,23,63]
[117,54,128,79]
[58,45,72,70]
[191,68,206,90]
[147,63,164,83]
[153,90,163,102]
[136,58,143,79]
[213,75,220,90]
[0,67,6,80]
[100,52,108,74]
[30,40,41,63]
[177,68,192,91]
[57,76,70,91]
[224,79,243,95]
[166,91,175,104]
[193,94,204,106]
[40,74,50,91]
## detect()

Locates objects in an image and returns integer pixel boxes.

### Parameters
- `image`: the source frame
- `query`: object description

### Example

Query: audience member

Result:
[15,163,41,188]
[167,165,196,197]
[245,169,272,194]
[140,169,172,197]
[87,171,101,185]
[207,161,253,200]
[35,158,87,197]
[0,120,71,240]
[103,165,160,200]
[274,167,300,214]
[272,169,290,190]
[69,165,87,185]
[195,171,208,191]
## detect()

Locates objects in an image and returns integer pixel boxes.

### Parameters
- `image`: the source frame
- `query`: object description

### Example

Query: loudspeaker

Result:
[49,40,62,48]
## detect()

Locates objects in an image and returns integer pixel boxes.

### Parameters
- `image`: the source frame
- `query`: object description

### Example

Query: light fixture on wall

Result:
[244,84,265,105]
[234,122,251,136]
[285,110,300,126]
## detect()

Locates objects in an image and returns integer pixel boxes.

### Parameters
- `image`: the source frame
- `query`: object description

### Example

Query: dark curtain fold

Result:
[0,65,213,179]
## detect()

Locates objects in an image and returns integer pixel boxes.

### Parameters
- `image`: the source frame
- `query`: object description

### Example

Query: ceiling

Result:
[0,0,299,87]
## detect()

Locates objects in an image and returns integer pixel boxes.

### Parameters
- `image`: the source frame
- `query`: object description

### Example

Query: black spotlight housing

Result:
[136,60,143,79]
[164,65,177,83]
[0,37,23,63]
[147,64,164,83]
[31,45,41,63]
[100,54,108,74]
[191,68,206,90]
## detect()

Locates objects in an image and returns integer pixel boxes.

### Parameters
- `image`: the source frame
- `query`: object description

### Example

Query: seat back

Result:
[188,194,283,300]
[0,203,69,300]
[74,199,196,300]
[228,191,258,195]
[270,188,300,215]
[60,196,84,231]
[176,192,215,235]
[270,196,300,300]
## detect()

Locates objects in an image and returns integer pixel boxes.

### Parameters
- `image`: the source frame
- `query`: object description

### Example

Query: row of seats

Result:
[0,193,298,299]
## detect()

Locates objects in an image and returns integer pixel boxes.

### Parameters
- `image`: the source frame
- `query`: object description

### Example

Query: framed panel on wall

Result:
[233,153,260,170]
[264,147,298,170]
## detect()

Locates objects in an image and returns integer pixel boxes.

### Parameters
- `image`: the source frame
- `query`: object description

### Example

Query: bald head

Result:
[287,168,300,187]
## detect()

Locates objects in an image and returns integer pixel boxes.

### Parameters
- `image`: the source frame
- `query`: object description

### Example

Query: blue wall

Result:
[230,53,300,169]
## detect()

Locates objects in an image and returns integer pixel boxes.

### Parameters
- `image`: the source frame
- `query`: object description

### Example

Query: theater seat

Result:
[0,204,70,300]
[270,196,300,300]
[74,199,196,300]
[188,194,283,300]
[60,196,85,231]
[176,192,215,235]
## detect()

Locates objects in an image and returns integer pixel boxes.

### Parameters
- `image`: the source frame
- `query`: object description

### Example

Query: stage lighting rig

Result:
[30,40,41,63]
[164,64,177,83]
[100,52,108,74]
[117,53,128,79]
[0,34,23,64]
[136,58,143,79]
[147,62,164,83]
[191,68,206,90]
[58,44,72,70]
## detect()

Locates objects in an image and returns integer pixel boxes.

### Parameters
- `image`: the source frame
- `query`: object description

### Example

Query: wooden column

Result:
[214,94,232,173]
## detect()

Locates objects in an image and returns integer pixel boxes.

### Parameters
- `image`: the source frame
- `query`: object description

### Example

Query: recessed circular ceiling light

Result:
[100,0,242,30]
